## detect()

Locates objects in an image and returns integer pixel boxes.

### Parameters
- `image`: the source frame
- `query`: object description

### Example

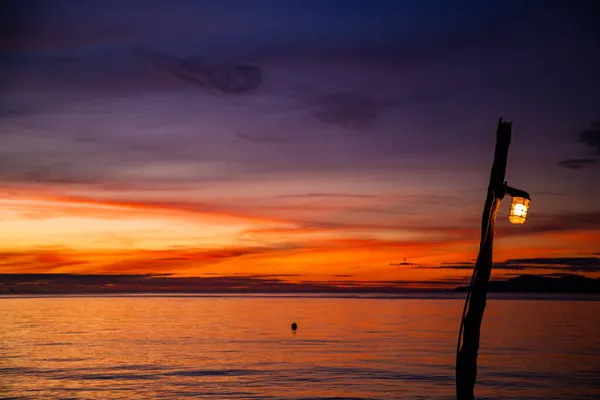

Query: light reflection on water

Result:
[1,296,598,399]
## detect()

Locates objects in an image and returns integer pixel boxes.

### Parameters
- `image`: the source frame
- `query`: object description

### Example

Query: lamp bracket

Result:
[504,183,530,200]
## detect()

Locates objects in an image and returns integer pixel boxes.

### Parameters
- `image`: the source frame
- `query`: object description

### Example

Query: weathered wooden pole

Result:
[456,119,512,400]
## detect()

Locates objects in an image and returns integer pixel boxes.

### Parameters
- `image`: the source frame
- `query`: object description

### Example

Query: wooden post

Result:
[456,119,512,400]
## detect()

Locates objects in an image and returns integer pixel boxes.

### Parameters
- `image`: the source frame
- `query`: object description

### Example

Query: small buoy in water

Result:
[291,322,297,331]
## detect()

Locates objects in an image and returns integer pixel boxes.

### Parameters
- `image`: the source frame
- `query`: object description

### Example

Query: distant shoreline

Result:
[1,273,598,297]
[2,292,600,302]
[452,274,600,294]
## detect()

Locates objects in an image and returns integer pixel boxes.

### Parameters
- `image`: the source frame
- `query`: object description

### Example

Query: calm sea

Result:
[1,294,599,399]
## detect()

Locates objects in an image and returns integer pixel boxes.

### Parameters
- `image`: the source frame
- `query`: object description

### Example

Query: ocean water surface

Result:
[1,295,599,399]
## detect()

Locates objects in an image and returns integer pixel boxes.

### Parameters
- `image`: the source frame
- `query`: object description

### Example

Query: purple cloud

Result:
[558,158,600,169]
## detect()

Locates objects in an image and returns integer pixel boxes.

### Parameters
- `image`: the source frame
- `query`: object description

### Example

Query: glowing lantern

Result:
[508,194,530,224]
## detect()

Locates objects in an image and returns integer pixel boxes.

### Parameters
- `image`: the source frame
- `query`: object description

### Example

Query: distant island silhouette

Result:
[453,274,600,293]
[1,273,599,295]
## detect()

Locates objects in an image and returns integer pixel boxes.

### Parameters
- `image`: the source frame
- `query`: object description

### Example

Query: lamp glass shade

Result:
[508,197,530,224]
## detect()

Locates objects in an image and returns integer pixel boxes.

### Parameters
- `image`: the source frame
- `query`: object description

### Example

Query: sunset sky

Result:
[1,0,599,291]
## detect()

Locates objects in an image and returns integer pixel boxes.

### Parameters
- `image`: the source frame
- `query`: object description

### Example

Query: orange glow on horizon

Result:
[1,193,598,288]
